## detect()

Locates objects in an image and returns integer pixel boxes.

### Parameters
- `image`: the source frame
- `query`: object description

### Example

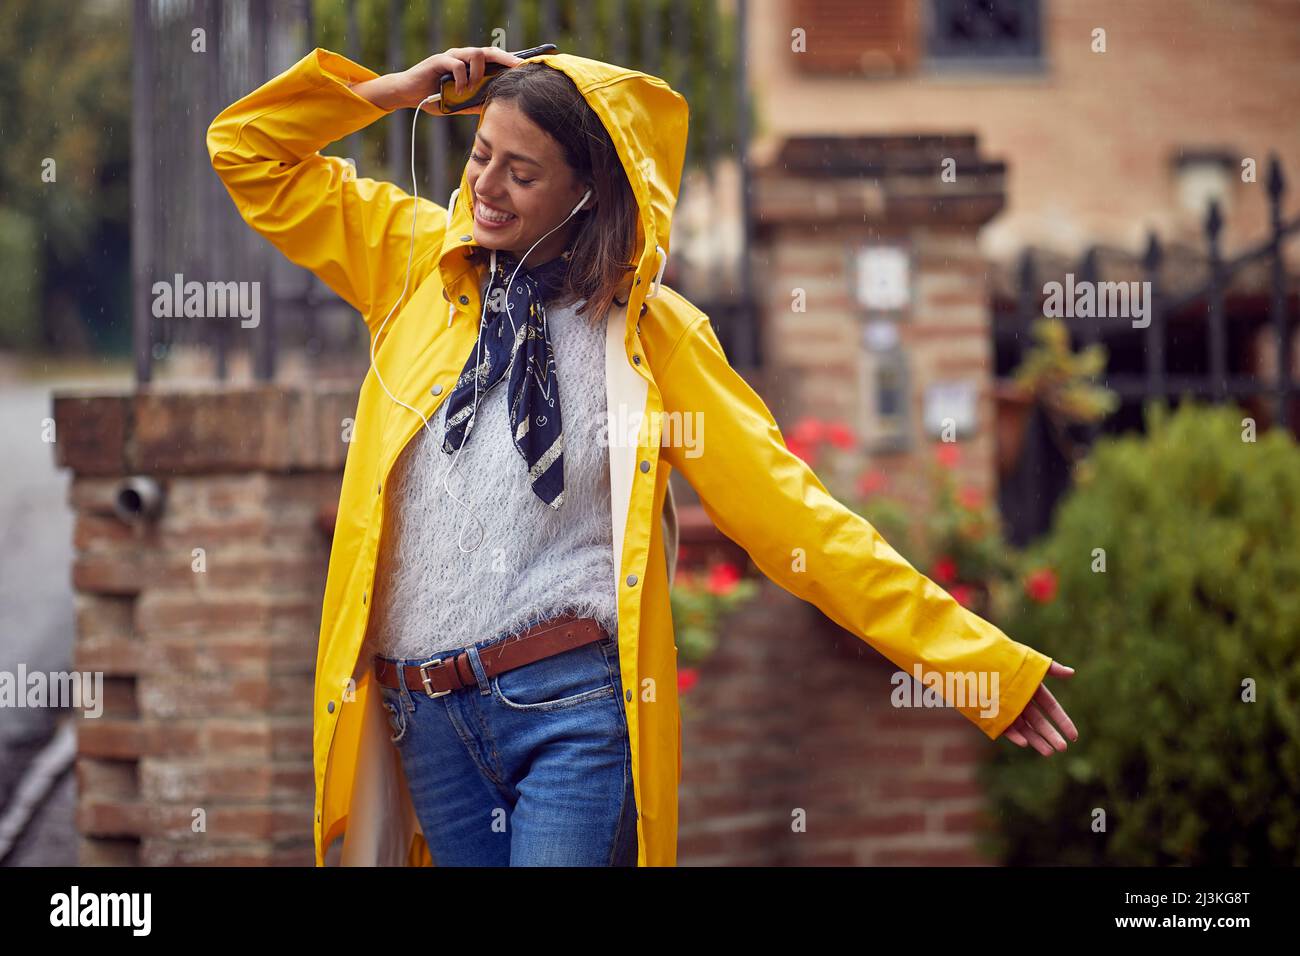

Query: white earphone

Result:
[366,92,592,552]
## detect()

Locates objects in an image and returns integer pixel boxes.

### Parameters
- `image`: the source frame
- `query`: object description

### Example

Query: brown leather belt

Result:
[372,613,610,698]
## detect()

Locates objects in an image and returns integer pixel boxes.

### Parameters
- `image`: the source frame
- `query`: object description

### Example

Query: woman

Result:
[207,45,1076,868]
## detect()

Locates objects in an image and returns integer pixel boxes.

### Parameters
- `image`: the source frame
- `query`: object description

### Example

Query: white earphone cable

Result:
[365,92,590,553]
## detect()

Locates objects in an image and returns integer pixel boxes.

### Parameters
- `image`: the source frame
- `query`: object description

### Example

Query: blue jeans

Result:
[375,624,638,866]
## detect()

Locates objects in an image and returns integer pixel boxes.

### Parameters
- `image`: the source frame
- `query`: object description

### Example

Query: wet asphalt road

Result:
[0,356,127,865]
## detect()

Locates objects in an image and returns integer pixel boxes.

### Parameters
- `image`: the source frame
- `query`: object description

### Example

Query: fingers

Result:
[1002,720,1029,748]
[1024,700,1069,752]
[1000,662,1080,755]
[1032,683,1079,742]
[1047,660,1076,679]
[466,49,485,91]
[444,54,467,94]
[1010,713,1055,756]
[483,46,525,67]
[450,46,523,91]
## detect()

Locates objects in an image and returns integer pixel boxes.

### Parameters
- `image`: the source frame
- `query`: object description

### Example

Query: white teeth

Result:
[477,201,515,223]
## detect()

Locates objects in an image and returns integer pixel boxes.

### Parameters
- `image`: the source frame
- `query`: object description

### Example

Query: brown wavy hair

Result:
[468,61,640,324]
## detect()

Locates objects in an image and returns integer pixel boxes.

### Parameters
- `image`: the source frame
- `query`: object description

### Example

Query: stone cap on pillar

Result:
[50,383,360,477]
[754,133,1007,229]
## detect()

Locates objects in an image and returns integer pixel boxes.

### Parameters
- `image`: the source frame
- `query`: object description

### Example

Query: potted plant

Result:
[997,317,1119,475]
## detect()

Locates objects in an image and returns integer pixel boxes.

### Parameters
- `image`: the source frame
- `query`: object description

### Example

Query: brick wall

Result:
[54,385,354,865]
[679,576,992,866]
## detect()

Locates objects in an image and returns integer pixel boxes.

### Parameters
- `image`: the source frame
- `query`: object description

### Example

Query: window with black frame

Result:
[926,0,1044,68]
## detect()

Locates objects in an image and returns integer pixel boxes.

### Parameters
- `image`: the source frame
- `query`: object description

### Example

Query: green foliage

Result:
[1013,317,1120,422]
[918,454,1018,591]
[669,563,758,667]
[311,0,745,178]
[0,0,130,349]
[0,209,41,348]
[979,399,1300,864]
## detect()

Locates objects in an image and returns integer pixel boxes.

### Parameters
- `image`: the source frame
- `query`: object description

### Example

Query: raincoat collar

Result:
[434,53,687,350]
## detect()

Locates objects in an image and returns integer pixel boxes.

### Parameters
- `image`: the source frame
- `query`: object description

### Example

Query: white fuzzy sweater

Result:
[362,289,619,661]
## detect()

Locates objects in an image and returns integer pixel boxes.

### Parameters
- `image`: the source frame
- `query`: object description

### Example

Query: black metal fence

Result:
[132,0,757,384]
[993,154,1300,543]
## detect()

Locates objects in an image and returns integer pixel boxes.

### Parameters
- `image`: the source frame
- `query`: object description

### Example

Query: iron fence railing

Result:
[995,154,1299,435]
[993,154,1298,544]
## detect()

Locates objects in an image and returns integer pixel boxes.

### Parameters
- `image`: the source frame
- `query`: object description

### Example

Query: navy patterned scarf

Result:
[441,246,575,510]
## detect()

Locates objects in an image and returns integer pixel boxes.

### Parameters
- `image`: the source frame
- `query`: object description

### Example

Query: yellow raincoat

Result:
[207,48,1054,867]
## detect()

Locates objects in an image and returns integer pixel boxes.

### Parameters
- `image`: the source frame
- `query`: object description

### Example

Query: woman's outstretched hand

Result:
[349,46,524,114]
[1000,660,1078,756]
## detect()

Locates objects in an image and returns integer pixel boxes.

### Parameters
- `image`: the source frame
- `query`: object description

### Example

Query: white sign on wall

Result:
[923,380,978,438]
[854,245,911,312]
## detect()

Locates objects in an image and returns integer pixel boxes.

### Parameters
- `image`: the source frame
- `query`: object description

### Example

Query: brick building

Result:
[754,0,1300,264]
[722,0,1300,540]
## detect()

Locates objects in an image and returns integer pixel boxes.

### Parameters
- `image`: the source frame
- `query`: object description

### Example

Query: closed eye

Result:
[469,151,534,186]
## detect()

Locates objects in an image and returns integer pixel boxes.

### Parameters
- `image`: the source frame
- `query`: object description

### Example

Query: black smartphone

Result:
[436,44,557,114]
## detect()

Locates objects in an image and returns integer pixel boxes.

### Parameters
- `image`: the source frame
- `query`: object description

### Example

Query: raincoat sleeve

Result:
[657,314,1054,741]
[206,48,447,337]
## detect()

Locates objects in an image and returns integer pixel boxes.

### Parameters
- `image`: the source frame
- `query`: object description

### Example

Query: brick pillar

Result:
[52,384,357,865]
[668,134,1010,864]
[751,133,1008,512]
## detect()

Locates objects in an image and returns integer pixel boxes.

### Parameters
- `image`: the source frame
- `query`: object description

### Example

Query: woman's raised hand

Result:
[392,46,525,113]
[351,47,525,114]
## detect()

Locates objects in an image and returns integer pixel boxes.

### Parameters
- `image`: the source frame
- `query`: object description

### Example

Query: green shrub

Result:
[979,399,1300,865]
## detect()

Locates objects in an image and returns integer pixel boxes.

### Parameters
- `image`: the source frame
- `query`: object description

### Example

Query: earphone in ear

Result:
[367,98,594,552]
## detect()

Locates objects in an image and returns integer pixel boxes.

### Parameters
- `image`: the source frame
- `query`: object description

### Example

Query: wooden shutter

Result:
[788,0,919,75]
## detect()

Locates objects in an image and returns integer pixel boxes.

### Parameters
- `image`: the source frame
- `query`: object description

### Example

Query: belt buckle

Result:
[417,657,452,699]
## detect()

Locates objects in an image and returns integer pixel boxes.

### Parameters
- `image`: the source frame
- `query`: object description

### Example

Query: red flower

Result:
[791,416,825,446]
[678,667,698,694]
[950,584,974,607]
[935,442,961,469]
[856,468,889,497]
[785,437,819,467]
[677,543,692,563]
[825,421,855,449]
[1025,567,1058,603]
[931,556,957,584]
[707,561,741,595]
[958,485,983,509]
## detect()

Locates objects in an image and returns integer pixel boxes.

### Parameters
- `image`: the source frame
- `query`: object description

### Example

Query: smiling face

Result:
[467,99,593,266]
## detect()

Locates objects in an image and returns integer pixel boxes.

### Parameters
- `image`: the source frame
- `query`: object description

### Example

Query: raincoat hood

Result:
[435,53,688,338]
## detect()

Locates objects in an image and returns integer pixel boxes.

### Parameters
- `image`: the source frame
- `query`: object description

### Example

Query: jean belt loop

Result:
[394,658,415,712]
[465,643,492,696]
